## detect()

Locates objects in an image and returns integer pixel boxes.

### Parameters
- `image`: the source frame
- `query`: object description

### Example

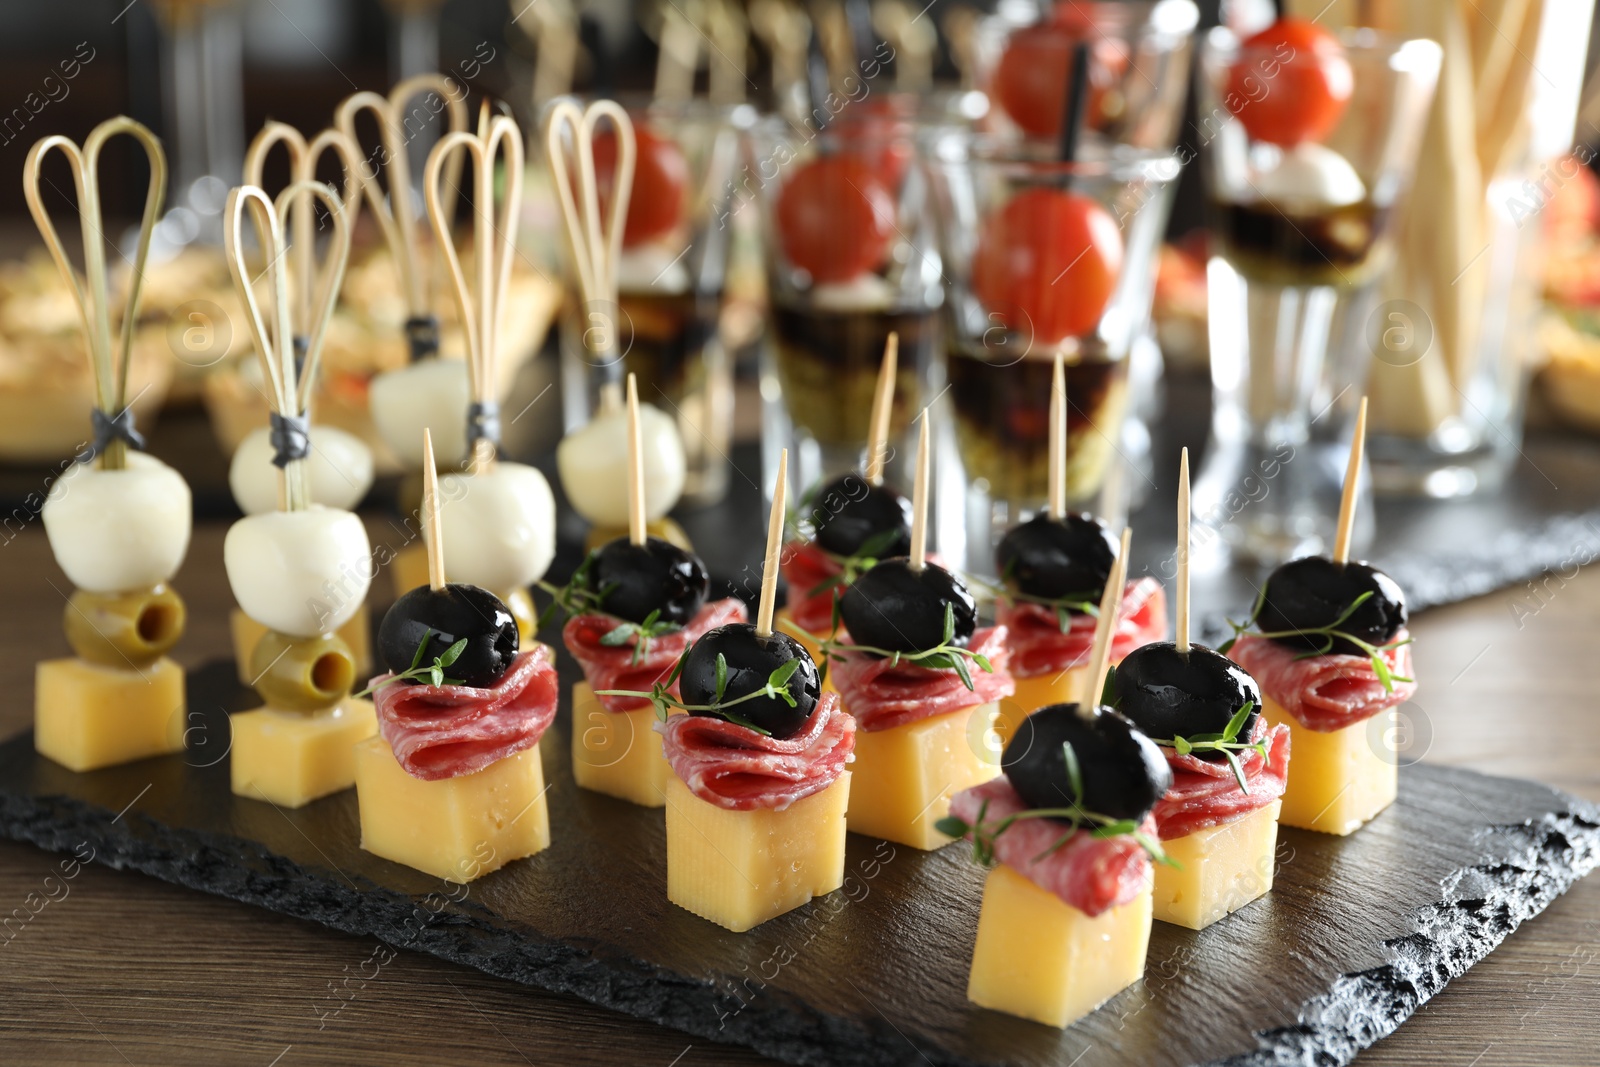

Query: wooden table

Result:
[2,521,1596,1067]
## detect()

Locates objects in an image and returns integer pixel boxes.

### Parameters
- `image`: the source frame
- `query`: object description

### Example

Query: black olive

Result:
[1002,704,1172,821]
[996,512,1118,602]
[838,558,977,655]
[1114,642,1261,757]
[679,624,821,739]
[587,536,709,626]
[806,473,913,558]
[1257,556,1407,655]
[378,583,519,688]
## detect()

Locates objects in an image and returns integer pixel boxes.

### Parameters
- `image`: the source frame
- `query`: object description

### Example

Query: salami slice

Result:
[658,692,855,811]
[829,626,1015,732]
[564,599,748,712]
[779,541,844,636]
[1152,717,1291,839]
[949,777,1153,917]
[371,644,560,781]
[1228,630,1416,732]
[997,578,1167,679]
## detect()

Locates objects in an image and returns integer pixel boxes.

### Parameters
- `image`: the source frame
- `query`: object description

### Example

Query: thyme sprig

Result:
[536,551,683,666]
[595,652,803,737]
[355,631,467,697]
[805,527,905,598]
[934,741,1176,868]
[973,565,1101,635]
[1218,588,1414,692]
[1146,701,1266,794]
[818,602,993,691]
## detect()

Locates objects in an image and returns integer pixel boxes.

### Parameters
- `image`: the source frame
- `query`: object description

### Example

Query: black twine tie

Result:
[467,401,501,451]
[268,412,311,468]
[88,406,145,460]
[405,315,441,363]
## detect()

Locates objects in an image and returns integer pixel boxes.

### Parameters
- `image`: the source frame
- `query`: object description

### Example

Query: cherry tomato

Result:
[776,156,896,285]
[991,21,1129,139]
[1225,17,1353,147]
[972,188,1123,345]
[833,97,915,193]
[592,122,690,248]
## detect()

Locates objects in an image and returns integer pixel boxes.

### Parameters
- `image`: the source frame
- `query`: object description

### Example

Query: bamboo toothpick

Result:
[1081,527,1132,717]
[1176,448,1191,654]
[864,332,898,486]
[756,449,789,637]
[421,429,447,591]
[1332,396,1368,565]
[626,373,647,546]
[909,413,931,571]
[1048,351,1067,519]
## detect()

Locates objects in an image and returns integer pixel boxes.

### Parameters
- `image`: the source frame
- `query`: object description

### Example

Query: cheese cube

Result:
[231,605,371,686]
[994,669,1088,750]
[230,700,378,808]
[1265,696,1396,835]
[35,656,186,771]
[664,771,850,932]
[845,702,1002,850]
[570,681,671,807]
[390,541,430,600]
[354,736,550,881]
[968,863,1153,1028]
[1152,799,1281,930]
[774,610,836,696]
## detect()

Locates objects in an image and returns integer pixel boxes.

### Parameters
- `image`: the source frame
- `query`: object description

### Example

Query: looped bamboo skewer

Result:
[423,103,525,476]
[223,180,354,512]
[243,121,366,348]
[336,74,470,341]
[22,116,167,471]
[544,99,636,370]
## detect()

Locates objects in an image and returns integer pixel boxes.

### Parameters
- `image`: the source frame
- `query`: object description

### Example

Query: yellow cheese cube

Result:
[664,771,850,932]
[570,681,671,807]
[354,736,550,882]
[993,669,1088,750]
[1266,696,1396,835]
[35,656,186,772]
[1152,799,1281,930]
[230,700,378,808]
[968,863,1153,1028]
[390,541,430,600]
[774,610,835,696]
[231,605,371,686]
[845,702,1001,850]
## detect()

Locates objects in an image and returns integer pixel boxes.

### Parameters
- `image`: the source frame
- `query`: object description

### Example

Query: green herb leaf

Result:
[1061,741,1084,808]
[1223,749,1250,794]
[934,815,970,839]
[1091,819,1140,838]
[941,601,955,645]
[1172,735,1192,756]
[408,631,432,672]
[950,653,974,691]
[714,652,728,703]
[1223,700,1255,743]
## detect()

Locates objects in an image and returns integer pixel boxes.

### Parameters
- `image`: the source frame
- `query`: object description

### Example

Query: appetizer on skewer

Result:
[778,334,913,667]
[27,118,192,772]
[354,430,559,882]
[548,373,747,807]
[220,181,378,808]
[1112,450,1290,930]
[420,103,557,643]
[1224,399,1415,835]
[941,528,1172,1029]
[993,354,1164,737]
[597,449,854,931]
[823,416,1015,850]
[228,119,377,683]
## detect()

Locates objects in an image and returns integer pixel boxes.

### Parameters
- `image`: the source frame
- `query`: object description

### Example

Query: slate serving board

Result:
[2,659,1597,1067]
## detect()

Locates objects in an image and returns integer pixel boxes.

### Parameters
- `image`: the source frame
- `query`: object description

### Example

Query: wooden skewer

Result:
[1175,447,1190,654]
[1332,396,1368,565]
[1081,527,1132,717]
[756,449,789,638]
[626,373,647,546]
[1048,351,1067,519]
[422,428,446,591]
[909,413,930,571]
[864,332,898,486]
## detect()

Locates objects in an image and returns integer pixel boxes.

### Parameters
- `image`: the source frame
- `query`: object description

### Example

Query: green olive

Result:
[248,631,356,713]
[65,585,186,668]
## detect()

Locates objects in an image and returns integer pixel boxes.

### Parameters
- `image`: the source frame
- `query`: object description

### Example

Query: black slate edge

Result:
[1210,805,1600,1067]
[3,785,1598,1067]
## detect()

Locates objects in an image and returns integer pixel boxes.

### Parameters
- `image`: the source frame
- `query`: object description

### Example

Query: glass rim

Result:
[982,0,1200,39]
[928,133,1183,182]
[1203,24,1444,67]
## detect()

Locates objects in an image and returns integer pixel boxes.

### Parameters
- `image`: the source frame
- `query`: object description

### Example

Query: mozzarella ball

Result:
[1251,142,1366,211]
[225,507,372,637]
[557,402,686,527]
[369,359,471,469]
[437,461,556,591]
[43,452,192,594]
[229,424,375,516]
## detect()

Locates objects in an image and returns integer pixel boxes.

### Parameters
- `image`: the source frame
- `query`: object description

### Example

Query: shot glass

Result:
[925,136,1180,579]
[1193,27,1440,566]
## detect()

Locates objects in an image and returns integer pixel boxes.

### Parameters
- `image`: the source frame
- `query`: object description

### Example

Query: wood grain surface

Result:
[1,520,1597,1067]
